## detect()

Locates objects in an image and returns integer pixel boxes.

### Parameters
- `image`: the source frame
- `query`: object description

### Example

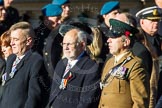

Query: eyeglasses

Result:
[61,42,79,47]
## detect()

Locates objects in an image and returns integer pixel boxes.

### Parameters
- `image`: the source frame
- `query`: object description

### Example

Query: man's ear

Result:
[103,15,106,19]
[26,37,32,46]
[140,19,144,25]
[124,38,131,47]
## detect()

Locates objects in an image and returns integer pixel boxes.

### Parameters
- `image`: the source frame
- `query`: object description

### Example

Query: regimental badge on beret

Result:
[136,6,162,20]
[108,19,139,38]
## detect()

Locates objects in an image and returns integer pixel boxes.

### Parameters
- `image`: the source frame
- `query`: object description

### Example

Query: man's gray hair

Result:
[77,30,87,44]
[9,21,36,40]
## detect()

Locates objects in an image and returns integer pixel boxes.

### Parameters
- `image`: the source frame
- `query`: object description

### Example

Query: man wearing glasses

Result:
[46,28,101,108]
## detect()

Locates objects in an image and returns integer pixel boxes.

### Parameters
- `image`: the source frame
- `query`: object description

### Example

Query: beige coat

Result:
[98,52,150,108]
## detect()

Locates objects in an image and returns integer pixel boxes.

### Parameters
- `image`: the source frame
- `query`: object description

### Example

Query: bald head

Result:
[63,28,87,60]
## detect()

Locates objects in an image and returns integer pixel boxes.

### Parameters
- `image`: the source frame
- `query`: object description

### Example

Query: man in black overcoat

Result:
[0,22,50,108]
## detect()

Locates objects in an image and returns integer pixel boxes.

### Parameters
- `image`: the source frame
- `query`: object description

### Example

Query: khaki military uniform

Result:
[98,51,150,108]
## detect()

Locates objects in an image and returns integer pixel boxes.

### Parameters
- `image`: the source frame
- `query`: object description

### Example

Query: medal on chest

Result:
[59,72,72,90]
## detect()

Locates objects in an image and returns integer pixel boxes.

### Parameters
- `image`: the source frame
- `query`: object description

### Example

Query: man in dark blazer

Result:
[47,28,101,108]
[0,22,50,108]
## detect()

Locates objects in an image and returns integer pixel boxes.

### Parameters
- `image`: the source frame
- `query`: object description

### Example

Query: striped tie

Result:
[10,57,21,78]
[59,62,72,89]
[63,62,71,77]
[12,57,20,68]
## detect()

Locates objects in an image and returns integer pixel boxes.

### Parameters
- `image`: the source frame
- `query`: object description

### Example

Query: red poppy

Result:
[125,31,131,37]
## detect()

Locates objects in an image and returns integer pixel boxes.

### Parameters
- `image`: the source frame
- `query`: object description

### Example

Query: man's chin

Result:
[65,56,75,60]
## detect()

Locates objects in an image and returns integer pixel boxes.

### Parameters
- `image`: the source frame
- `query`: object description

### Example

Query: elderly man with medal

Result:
[98,18,150,108]
[46,24,101,108]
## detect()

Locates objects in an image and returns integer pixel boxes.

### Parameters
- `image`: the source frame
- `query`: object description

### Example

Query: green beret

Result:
[42,4,62,17]
[136,6,162,20]
[108,19,139,38]
[52,0,70,5]
[100,1,120,15]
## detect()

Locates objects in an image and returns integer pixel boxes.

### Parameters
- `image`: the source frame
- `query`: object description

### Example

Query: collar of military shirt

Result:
[114,51,130,65]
